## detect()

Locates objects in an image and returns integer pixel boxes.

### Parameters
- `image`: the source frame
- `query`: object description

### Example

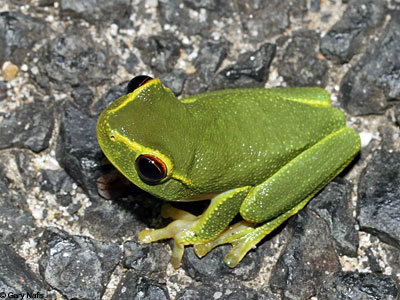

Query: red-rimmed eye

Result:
[126,75,153,94]
[135,154,167,184]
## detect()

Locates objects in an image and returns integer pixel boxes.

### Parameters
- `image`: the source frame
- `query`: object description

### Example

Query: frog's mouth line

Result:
[179,191,222,202]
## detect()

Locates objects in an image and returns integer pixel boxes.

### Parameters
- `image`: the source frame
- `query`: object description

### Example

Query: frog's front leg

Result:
[197,127,360,267]
[139,186,250,268]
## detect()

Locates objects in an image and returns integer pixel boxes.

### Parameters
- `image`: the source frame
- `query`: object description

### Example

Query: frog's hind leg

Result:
[139,187,250,268]
[194,195,312,268]
[196,127,360,268]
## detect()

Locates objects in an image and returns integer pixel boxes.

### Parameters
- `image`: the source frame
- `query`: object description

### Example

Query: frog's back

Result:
[182,88,346,193]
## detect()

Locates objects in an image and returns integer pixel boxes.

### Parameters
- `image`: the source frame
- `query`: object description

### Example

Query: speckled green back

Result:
[181,88,346,194]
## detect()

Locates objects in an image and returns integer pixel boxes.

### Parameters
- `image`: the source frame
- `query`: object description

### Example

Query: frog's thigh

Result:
[241,127,360,223]
[270,87,331,107]
[178,186,251,244]
[216,127,359,267]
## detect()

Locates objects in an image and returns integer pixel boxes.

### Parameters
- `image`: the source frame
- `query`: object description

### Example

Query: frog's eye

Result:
[126,75,153,94]
[135,154,167,184]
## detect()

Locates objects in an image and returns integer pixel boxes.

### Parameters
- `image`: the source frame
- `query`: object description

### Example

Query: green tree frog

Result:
[97,75,360,268]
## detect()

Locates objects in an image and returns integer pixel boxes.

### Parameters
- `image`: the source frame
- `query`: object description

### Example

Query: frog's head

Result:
[97,76,195,200]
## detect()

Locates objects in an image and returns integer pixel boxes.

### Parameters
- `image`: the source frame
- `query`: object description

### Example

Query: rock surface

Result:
[0,1,399,299]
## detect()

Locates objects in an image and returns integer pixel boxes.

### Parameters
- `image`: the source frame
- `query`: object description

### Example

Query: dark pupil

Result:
[136,156,164,183]
[126,75,153,94]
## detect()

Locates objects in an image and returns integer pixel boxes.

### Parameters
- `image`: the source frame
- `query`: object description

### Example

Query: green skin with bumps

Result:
[97,79,360,268]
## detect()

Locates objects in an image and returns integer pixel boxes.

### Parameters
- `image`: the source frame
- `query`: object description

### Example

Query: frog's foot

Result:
[139,203,200,268]
[139,187,250,268]
[193,220,259,268]
[197,221,279,268]
[193,221,253,256]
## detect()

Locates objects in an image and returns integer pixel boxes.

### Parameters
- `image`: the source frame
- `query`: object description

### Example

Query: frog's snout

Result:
[96,111,113,150]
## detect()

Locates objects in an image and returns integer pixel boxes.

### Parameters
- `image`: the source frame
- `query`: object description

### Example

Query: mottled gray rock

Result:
[0,160,36,244]
[278,30,328,87]
[31,29,116,92]
[37,0,56,6]
[358,149,400,249]
[12,150,39,191]
[1,0,400,298]
[0,245,47,299]
[39,227,121,300]
[395,103,400,126]
[70,84,94,111]
[184,39,229,94]
[0,201,36,245]
[59,0,131,26]
[0,100,54,152]
[123,241,169,275]
[339,13,400,115]
[364,247,382,273]
[125,53,139,74]
[135,34,182,74]
[176,282,277,300]
[214,43,276,90]
[309,0,321,12]
[385,244,400,275]
[320,0,385,63]
[378,124,399,151]
[181,244,263,282]
[92,81,127,116]
[40,169,75,207]
[111,271,170,300]
[237,1,307,42]
[0,81,6,101]
[270,209,341,300]
[308,179,358,256]
[56,101,104,199]
[80,194,162,241]
[158,0,206,36]
[183,0,217,10]
[160,70,187,96]
[317,271,398,300]
[0,11,48,66]
[158,0,235,37]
